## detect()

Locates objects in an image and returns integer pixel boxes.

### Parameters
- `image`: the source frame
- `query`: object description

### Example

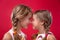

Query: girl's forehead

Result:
[28,12,32,18]
[33,14,37,18]
[24,13,32,19]
[33,14,40,21]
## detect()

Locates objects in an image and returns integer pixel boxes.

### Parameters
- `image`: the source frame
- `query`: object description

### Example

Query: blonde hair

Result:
[11,5,32,27]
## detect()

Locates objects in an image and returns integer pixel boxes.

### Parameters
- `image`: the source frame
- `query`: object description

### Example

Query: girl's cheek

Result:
[33,21,37,26]
[25,19,30,24]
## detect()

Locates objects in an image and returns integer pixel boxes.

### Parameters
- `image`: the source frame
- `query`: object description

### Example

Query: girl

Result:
[32,10,56,40]
[3,5,32,40]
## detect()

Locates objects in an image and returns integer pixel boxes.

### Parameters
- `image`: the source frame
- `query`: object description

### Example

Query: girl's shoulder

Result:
[3,32,12,40]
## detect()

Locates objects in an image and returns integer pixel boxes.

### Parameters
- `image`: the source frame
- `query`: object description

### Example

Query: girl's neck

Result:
[12,26,21,33]
[38,26,46,34]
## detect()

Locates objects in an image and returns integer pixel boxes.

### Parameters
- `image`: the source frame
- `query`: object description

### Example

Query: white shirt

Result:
[36,34,45,40]
[36,32,52,40]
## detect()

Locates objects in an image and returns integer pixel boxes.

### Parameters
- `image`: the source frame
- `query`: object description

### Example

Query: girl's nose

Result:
[29,17,33,24]
[29,20,32,23]
[30,21,33,24]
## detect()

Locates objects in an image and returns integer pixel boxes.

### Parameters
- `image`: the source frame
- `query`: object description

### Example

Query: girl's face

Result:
[32,14,44,30]
[20,13,32,29]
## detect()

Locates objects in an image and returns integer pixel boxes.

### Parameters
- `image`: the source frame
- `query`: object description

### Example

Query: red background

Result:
[0,0,60,40]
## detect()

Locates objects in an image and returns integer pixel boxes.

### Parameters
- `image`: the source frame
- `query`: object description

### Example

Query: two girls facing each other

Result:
[3,4,56,40]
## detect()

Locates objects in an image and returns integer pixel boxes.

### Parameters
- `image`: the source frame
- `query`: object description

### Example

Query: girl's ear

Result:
[38,20,44,25]
[41,20,45,25]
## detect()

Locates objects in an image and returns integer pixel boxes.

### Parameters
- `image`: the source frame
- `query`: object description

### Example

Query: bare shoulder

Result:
[47,34,56,40]
[3,32,12,40]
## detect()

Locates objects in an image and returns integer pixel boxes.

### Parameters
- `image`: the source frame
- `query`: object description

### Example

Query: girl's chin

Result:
[24,26,28,29]
[22,25,28,29]
[33,26,37,30]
